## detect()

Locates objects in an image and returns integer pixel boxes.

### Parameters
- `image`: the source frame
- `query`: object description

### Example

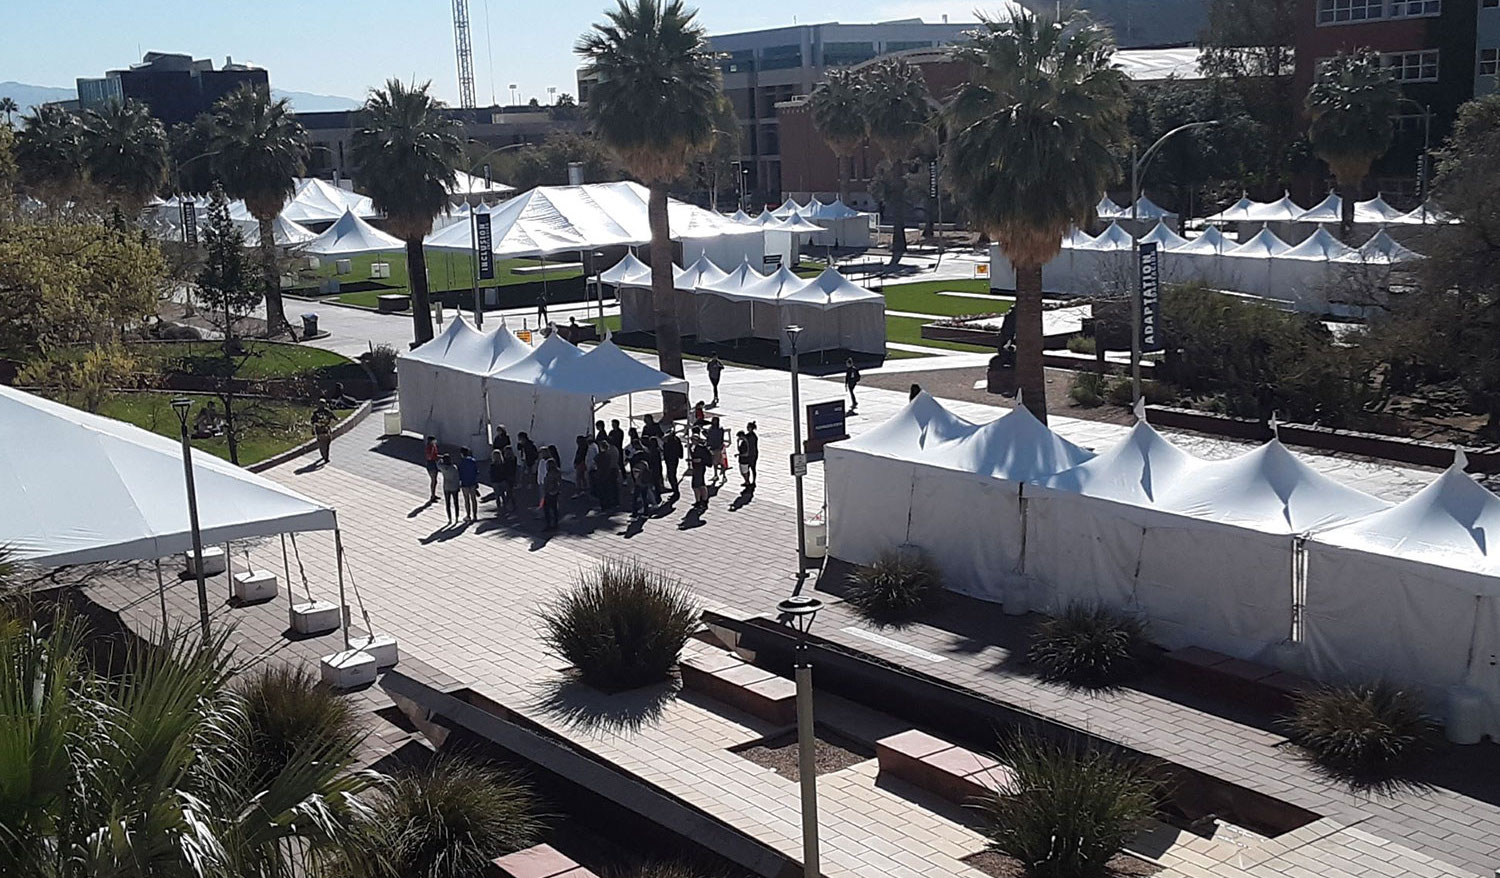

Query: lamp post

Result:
[777,594,823,878]
[170,397,211,637]
[786,324,807,573]
[1129,120,1217,401]
[1396,98,1432,212]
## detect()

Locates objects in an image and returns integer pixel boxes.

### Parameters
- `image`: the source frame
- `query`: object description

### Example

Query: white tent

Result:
[1220,226,1292,297]
[697,261,768,345]
[1296,192,1343,225]
[396,317,533,452]
[805,199,872,247]
[1203,195,1257,224]
[1304,460,1500,732]
[303,209,404,257]
[1139,221,1194,284]
[447,169,516,202]
[780,268,887,355]
[1095,196,1128,219]
[0,385,336,567]
[771,197,812,219]
[431,201,474,232]
[1398,201,1459,225]
[1273,226,1359,309]
[1172,225,1233,289]
[1354,195,1407,224]
[1243,193,1305,223]
[1352,228,1424,264]
[242,214,318,249]
[728,209,754,224]
[282,177,377,225]
[602,253,657,332]
[1071,221,1135,295]
[1129,194,1177,220]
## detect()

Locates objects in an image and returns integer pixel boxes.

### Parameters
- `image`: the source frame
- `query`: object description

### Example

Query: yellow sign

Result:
[516,329,533,344]
[974,263,991,279]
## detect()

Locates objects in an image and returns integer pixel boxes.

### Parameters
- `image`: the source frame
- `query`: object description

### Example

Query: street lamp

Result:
[777,593,823,878]
[1396,98,1432,214]
[786,324,807,573]
[1129,120,1218,401]
[170,397,211,637]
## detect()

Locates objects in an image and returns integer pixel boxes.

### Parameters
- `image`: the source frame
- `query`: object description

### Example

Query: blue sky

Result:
[5,0,994,106]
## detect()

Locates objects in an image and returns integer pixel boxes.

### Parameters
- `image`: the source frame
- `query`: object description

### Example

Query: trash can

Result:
[803,512,827,560]
[382,409,402,437]
[301,313,319,337]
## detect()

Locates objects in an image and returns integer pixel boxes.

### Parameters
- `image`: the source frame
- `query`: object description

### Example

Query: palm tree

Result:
[861,58,932,263]
[809,68,868,202]
[14,103,87,200]
[82,98,169,212]
[945,11,1128,422]
[0,97,17,126]
[351,79,462,347]
[210,85,309,336]
[577,0,721,414]
[1305,49,1399,237]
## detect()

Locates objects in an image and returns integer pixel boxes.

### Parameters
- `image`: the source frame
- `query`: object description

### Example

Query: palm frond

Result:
[210,85,309,220]
[350,79,463,240]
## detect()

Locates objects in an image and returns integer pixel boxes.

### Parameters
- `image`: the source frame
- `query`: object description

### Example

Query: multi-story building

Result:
[1478,0,1500,95]
[1016,0,1212,47]
[76,52,268,126]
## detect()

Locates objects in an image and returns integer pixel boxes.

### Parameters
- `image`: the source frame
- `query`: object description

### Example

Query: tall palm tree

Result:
[351,79,462,347]
[210,85,309,336]
[809,68,868,202]
[945,11,1128,422]
[82,99,169,212]
[578,0,721,414]
[0,97,17,126]
[14,103,87,200]
[1305,49,1399,237]
[861,58,932,263]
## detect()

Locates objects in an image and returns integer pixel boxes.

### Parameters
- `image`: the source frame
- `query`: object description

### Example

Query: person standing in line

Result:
[663,428,684,498]
[689,435,713,509]
[573,435,590,499]
[457,447,480,522]
[599,439,621,511]
[607,419,626,475]
[493,424,511,455]
[706,416,727,483]
[645,435,665,500]
[424,436,441,501]
[706,354,724,406]
[630,443,655,517]
[844,358,861,414]
[437,453,461,525]
[311,402,334,463]
[491,444,517,513]
[742,421,760,488]
[641,413,663,441]
[541,446,562,530]
[594,419,609,445]
[517,432,539,490]
[692,400,707,427]
[535,446,553,516]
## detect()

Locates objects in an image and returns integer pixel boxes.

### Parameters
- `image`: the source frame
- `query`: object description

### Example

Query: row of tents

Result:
[396,318,687,459]
[603,254,886,356]
[827,393,1500,738]
[990,221,1423,312]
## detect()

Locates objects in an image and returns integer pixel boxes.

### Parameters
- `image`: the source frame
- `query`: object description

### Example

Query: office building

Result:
[1017,0,1212,46]
[76,52,269,126]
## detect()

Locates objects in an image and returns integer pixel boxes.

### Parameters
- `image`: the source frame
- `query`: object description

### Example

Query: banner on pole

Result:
[181,201,197,247]
[475,212,494,280]
[1139,241,1161,352]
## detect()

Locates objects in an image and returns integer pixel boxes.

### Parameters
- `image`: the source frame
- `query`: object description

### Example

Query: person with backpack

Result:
[844,358,861,413]
[630,442,655,517]
[706,354,724,406]
[457,447,480,522]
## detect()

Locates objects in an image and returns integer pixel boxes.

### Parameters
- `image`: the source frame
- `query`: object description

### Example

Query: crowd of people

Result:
[421,403,759,531]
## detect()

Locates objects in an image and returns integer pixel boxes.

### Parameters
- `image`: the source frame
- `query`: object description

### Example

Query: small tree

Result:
[195,183,260,464]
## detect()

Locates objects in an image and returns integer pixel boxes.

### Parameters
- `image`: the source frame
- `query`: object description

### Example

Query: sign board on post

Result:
[1139,241,1162,353]
[475,212,494,280]
[973,263,990,279]
[180,201,197,247]
[789,452,807,477]
[804,399,848,453]
[482,162,492,189]
[762,253,783,269]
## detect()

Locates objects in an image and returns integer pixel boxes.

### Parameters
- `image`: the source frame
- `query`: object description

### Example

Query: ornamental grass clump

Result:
[1028,602,1148,690]
[976,735,1159,878]
[540,558,700,692]
[845,549,942,626]
[1284,682,1432,782]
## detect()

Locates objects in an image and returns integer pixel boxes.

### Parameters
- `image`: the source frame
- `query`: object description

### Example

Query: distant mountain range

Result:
[0,80,359,116]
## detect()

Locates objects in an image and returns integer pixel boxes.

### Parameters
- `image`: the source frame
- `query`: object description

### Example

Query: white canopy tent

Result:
[1139,221,1194,284]
[396,317,533,453]
[1220,226,1292,297]
[805,199,873,247]
[1273,227,1359,309]
[1304,459,1500,734]
[697,262,769,345]
[303,209,404,257]
[242,214,318,249]
[1171,224,1233,288]
[1095,196,1128,219]
[1353,228,1424,264]
[282,177,377,225]
[1203,195,1258,224]
[601,253,655,333]
[1071,221,1135,295]
[780,268,887,355]
[447,169,516,203]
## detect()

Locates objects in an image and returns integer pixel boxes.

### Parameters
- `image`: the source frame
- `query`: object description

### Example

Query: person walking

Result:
[844,358,861,414]
[706,354,724,406]
[424,436,441,501]
[573,435,590,498]
[689,435,713,509]
[491,444,517,512]
[706,417,727,483]
[663,428,684,498]
[311,402,334,463]
[457,447,480,522]
[541,446,562,530]
[741,421,760,488]
[437,453,461,525]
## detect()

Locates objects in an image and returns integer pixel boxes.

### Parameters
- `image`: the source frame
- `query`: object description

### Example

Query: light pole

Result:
[786,324,807,573]
[170,397,211,637]
[1396,99,1432,214]
[777,594,823,878]
[1129,120,1217,401]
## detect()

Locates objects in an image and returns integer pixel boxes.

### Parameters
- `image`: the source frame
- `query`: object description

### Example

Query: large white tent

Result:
[1273,227,1359,309]
[242,214,318,249]
[781,268,887,355]
[446,169,516,203]
[804,199,873,247]
[282,177,377,225]
[601,253,657,333]
[396,317,533,453]
[304,209,405,257]
[0,385,336,567]
[1070,221,1135,295]
[1220,226,1292,297]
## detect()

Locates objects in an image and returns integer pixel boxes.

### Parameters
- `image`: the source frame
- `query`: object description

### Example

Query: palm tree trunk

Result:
[889,187,907,264]
[648,184,688,419]
[258,217,286,336]
[1014,262,1048,424]
[407,238,435,346]
[836,153,849,204]
[1337,176,1355,240]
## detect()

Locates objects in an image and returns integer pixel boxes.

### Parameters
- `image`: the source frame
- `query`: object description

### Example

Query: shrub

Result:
[1028,603,1148,690]
[540,558,700,691]
[1104,377,1173,408]
[1283,682,1432,781]
[1068,371,1106,408]
[976,735,1158,878]
[367,343,399,374]
[845,549,941,626]
[237,664,364,778]
[1066,334,1097,355]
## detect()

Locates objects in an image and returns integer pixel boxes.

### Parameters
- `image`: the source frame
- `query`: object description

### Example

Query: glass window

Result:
[1391,0,1440,15]
[1481,47,1499,76]
[1317,0,1385,23]
[885,40,932,52]
[758,44,802,71]
[1383,49,1440,81]
[1487,0,1500,8]
[823,41,876,67]
[719,49,753,75]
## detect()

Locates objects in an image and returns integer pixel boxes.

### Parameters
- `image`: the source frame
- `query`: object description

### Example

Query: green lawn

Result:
[43,390,351,466]
[301,252,582,304]
[875,278,1012,318]
[885,315,994,353]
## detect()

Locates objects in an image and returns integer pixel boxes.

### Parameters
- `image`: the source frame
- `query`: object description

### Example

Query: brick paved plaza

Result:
[80,343,1496,878]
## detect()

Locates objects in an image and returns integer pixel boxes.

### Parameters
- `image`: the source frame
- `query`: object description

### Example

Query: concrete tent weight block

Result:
[289,600,341,635]
[320,649,378,689]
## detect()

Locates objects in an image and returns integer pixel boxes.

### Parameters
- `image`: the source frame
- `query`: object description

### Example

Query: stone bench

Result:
[486,843,598,878]
[875,729,1015,806]
[376,293,410,313]
[1164,646,1313,712]
[679,650,797,726]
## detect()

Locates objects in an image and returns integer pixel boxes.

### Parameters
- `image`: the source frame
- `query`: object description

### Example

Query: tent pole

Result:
[334,518,350,651]
[281,533,291,600]
[224,541,233,602]
[155,559,168,634]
